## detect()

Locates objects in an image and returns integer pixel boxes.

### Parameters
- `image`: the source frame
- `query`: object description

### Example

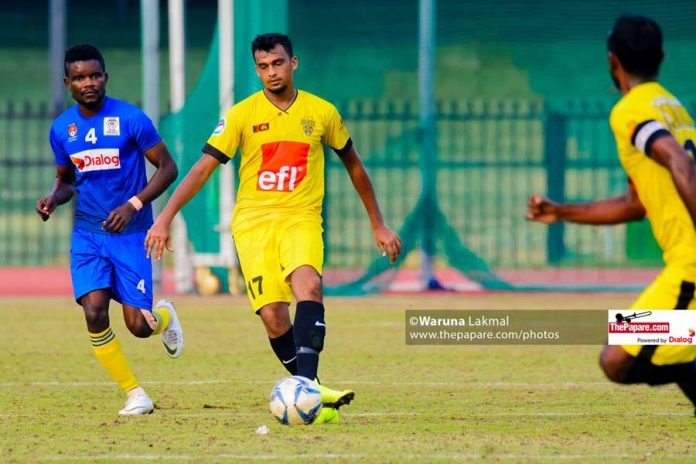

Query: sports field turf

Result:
[2,293,696,463]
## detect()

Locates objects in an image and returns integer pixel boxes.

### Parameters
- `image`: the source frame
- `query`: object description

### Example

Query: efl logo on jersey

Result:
[70,148,121,172]
[257,141,309,192]
[104,117,120,136]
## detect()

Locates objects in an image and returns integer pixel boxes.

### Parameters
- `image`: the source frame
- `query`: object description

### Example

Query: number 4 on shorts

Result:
[136,279,146,294]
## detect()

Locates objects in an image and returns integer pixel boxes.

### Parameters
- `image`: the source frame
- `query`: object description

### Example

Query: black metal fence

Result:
[2,98,685,269]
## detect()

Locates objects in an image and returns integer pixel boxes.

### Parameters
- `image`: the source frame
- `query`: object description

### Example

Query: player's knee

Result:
[123,311,153,338]
[294,301,325,353]
[291,269,322,301]
[82,303,109,332]
[599,346,631,384]
[259,303,292,338]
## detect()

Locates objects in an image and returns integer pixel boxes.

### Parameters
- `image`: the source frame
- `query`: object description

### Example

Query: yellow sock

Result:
[89,327,138,393]
[151,306,171,335]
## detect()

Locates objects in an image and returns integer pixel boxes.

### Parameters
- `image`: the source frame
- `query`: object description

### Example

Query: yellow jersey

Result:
[609,82,696,269]
[204,89,351,230]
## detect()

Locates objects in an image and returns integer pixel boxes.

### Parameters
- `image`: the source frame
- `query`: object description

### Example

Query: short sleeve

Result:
[610,104,670,157]
[322,104,351,151]
[49,125,70,167]
[204,105,245,162]
[128,109,162,152]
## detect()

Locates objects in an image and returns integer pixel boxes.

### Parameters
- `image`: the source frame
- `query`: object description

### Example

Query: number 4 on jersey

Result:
[85,128,98,144]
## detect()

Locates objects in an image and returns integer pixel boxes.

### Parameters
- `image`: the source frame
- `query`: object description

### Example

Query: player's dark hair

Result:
[251,33,293,59]
[64,43,105,77]
[607,15,663,78]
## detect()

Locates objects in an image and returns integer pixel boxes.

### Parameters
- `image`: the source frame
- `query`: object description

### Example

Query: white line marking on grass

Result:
[0,380,614,388]
[3,411,691,419]
[36,453,696,462]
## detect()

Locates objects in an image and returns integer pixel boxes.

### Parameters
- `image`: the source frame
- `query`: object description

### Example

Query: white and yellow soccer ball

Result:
[268,376,322,425]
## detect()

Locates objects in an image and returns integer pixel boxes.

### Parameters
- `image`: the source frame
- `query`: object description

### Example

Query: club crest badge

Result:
[300,118,315,136]
[68,123,78,138]
[104,117,120,136]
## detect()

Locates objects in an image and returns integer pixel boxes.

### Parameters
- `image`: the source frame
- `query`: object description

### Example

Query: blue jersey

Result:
[49,97,160,234]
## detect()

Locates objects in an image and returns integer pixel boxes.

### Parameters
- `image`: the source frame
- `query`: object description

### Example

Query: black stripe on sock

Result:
[90,329,115,347]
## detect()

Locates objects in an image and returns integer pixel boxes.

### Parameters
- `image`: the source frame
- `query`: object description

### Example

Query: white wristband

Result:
[128,196,144,211]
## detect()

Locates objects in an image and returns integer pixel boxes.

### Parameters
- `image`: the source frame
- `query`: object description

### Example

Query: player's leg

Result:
[235,223,296,374]
[599,268,696,411]
[258,302,297,375]
[280,220,354,409]
[289,265,325,381]
[71,229,151,414]
[110,231,183,358]
[599,344,696,385]
[81,290,152,414]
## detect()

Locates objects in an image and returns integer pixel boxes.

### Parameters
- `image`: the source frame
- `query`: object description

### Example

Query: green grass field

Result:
[2,293,696,463]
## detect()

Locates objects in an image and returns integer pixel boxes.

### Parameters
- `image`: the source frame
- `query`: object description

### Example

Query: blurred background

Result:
[2,0,696,295]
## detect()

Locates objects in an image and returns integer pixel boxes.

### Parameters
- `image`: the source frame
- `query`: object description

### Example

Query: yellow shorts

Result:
[621,266,696,365]
[233,213,324,312]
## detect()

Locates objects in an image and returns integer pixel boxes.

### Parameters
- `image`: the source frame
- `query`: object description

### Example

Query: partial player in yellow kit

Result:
[145,33,401,423]
[526,16,696,413]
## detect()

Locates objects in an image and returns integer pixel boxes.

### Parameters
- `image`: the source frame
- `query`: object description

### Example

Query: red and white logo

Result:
[70,148,121,172]
[68,123,78,137]
[257,141,309,192]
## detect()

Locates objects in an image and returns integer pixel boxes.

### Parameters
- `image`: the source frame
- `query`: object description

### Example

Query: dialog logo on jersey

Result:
[257,141,309,192]
[70,148,121,172]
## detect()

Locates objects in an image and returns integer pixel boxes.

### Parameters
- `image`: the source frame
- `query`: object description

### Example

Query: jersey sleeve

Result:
[128,109,162,152]
[49,125,70,167]
[610,103,670,157]
[322,104,351,153]
[203,105,245,164]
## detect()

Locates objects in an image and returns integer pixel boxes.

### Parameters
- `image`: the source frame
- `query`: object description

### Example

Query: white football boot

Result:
[119,391,154,415]
[157,299,184,358]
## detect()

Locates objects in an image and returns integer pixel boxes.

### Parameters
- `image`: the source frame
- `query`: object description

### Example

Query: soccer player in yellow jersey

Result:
[145,33,401,422]
[527,15,696,413]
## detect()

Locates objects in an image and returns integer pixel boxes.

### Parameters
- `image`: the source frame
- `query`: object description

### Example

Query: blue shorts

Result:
[70,228,153,310]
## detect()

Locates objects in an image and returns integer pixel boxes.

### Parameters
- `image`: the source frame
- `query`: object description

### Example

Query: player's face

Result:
[254,44,297,95]
[64,60,108,110]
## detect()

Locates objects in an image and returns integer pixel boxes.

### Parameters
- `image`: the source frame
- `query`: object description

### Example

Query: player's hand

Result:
[36,194,57,221]
[102,202,136,233]
[526,195,559,224]
[373,224,401,263]
[145,218,173,262]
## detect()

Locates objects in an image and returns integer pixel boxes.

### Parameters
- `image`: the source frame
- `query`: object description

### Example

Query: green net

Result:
[159,0,696,294]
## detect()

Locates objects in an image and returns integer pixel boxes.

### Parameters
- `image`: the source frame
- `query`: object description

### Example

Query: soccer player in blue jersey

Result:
[36,44,183,415]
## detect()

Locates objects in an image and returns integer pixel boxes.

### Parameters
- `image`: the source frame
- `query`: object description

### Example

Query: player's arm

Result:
[646,135,696,229]
[526,183,645,225]
[102,141,178,233]
[36,165,74,221]
[337,143,402,262]
[145,152,222,261]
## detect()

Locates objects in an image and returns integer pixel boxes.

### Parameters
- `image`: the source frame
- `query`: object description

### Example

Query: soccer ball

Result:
[269,375,322,425]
